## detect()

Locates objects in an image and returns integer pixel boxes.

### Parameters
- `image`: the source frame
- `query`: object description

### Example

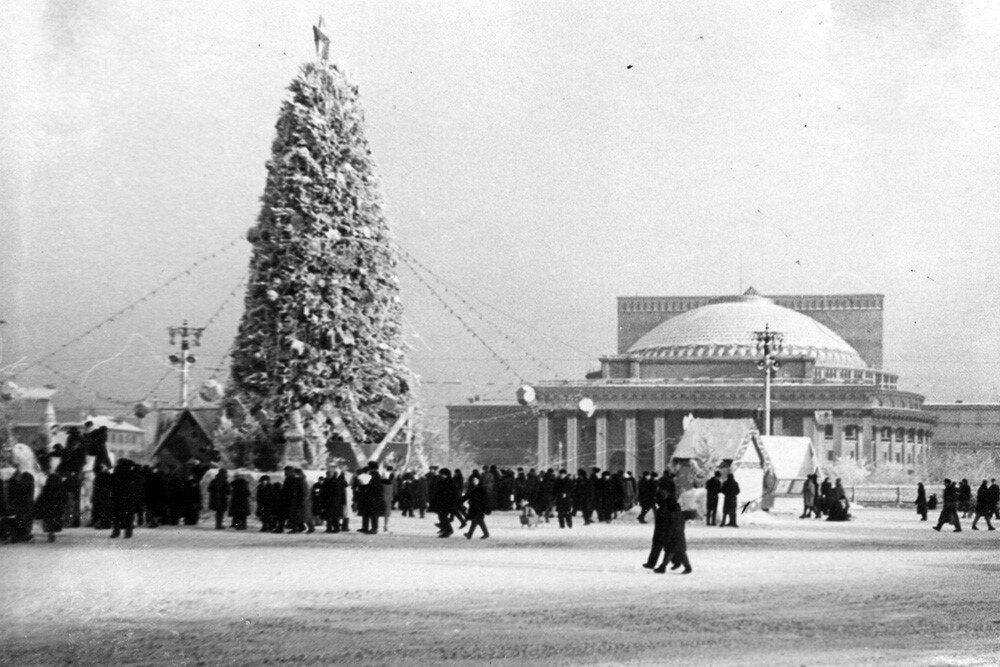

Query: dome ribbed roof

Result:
[627,292,867,369]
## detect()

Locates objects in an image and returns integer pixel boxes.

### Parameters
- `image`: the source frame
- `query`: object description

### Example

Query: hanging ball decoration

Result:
[577,397,596,418]
[290,212,304,229]
[133,401,152,419]
[199,379,224,403]
[515,385,536,406]
[266,289,279,302]
[0,380,21,401]
[246,226,260,243]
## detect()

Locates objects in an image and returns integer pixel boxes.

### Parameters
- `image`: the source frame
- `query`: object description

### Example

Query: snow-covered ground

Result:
[2,498,998,666]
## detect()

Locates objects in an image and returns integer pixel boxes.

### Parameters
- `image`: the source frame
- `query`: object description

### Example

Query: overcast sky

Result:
[3,1,1000,423]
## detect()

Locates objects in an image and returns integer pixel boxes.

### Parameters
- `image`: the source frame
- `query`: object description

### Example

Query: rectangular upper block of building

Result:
[617,293,884,369]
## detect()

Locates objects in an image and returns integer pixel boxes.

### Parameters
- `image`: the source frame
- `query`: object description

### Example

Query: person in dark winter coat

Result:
[182,472,201,525]
[554,469,574,528]
[719,473,740,527]
[513,469,527,509]
[321,469,348,532]
[110,459,140,539]
[915,482,928,521]
[482,466,498,512]
[958,479,973,518]
[208,469,230,530]
[270,480,286,532]
[7,460,36,543]
[84,423,112,472]
[653,498,697,574]
[989,479,1000,521]
[933,479,961,532]
[637,472,656,524]
[36,472,68,542]
[536,470,556,522]
[412,472,428,518]
[800,473,820,519]
[58,427,86,528]
[705,471,722,525]
[397,473,415,517]
[970,480,995,531]
[356,462,384,534]
[596,471,614,523]
[143,468,164,528]
[575,469,595,525]
[462,475,490,539]
[826,479,851,521]
[643,491,673,570]
[497,469,515,511]
[256,476,274,532]
[229,476,252,530]
[434,468,459,537]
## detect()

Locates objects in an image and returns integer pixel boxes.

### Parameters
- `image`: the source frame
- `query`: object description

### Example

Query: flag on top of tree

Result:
[227,20,411,467]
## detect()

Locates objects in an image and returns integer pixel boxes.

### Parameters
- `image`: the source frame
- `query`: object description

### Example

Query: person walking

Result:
[933,479,962,532]
[705,471,722,525]
[208,469,230,530]
[380,467,395,533]
[988,478,1000,521]
[971,480,996,531]
[642,490,672,571]
[462,475,490,540]
[654,497,697,574]
[915,482,928,521]
[719,473,740,528]
[958,478,973,518]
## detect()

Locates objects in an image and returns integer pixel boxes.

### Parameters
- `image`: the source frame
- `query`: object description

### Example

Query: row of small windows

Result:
[823,425,927,443]
[620,296,882,313]
[826,450,916,464]
[620,300,708,313]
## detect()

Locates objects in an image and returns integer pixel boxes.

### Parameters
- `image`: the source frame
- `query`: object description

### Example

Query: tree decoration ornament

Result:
[577,397,596,418]
[199,379,224,403]
[515,384,536,406]
[227,29,412,467]
[133,401,152,419]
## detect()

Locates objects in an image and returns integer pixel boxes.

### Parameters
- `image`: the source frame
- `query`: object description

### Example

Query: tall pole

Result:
[753,324,784,436]
[168,320,205,409]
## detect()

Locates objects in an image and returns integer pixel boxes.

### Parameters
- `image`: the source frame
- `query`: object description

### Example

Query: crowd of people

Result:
[926,478,1000,532]
[799,474,853,521]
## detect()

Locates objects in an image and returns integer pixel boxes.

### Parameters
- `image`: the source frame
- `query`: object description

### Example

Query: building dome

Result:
[627,291,868,369]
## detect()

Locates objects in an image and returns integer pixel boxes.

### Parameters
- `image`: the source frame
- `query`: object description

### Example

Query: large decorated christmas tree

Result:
[227,22,411,467]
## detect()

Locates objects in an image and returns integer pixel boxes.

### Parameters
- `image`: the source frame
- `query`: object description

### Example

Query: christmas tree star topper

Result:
[313,16,331,61]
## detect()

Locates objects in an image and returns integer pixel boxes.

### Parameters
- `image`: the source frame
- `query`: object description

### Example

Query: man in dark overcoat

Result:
[208,469,230,530]
[705,471,722,525]
[719,472,740,528]
[110,459,140,539]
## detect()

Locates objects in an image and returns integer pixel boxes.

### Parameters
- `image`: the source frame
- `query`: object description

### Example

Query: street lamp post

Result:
[753,324,784,436]
[168,320,205,408]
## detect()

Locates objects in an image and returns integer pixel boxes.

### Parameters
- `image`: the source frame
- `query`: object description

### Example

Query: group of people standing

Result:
[926,478,1000,532]
[799,474,852,521]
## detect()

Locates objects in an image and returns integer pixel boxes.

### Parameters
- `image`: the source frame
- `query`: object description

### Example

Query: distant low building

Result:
[923,403,1000,454]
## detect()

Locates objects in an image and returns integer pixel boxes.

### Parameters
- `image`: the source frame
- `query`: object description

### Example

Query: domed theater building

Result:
[449,289,935,473]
